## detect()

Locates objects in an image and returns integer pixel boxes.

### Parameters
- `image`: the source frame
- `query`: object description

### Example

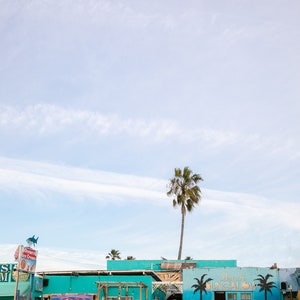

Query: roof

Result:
[37,269,162,281]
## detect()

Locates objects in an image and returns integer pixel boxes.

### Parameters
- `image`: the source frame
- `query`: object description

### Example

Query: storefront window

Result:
[241,293,251,300]
[227,293,237,300]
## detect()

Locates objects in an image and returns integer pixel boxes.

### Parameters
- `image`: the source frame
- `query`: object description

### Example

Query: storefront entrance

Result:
[214,292,225,300]
[214,292,252,300]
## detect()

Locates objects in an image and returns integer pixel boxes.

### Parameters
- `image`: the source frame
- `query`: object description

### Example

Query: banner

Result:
[51,295,94,300]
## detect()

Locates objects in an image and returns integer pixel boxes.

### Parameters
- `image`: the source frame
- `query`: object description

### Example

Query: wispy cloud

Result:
[1,104,298,159]
[1,156,299,229]
[0,156,166,205]
[0,156,299,269]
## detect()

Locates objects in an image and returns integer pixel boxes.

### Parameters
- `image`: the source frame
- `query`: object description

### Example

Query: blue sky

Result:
[0,0,299,271]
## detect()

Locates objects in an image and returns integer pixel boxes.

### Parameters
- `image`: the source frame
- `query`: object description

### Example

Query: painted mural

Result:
[51,295,94,300]
[183,267,280,300]
[279,268,300,292]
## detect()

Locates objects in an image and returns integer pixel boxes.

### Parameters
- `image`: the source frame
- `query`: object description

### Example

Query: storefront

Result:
[34,260,237,300]
[183,267,281,300]
[0,263,32,300]
[4,260,299,300]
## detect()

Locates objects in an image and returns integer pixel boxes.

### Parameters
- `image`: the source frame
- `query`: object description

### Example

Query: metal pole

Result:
[30,273,34,300]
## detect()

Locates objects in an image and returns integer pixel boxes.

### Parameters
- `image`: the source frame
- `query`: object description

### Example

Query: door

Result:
[215,292,226,300]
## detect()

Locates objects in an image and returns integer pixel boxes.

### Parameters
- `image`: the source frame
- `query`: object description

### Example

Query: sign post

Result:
[13,237,39,300]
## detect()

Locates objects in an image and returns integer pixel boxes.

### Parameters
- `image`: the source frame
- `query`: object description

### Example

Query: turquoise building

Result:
[34,260,236,300]
[2,260,299,300]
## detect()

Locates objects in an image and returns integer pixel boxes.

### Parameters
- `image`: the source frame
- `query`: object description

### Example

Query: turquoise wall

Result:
[183,267,280,300]
[41,274,154,300]
[107,260,237,271]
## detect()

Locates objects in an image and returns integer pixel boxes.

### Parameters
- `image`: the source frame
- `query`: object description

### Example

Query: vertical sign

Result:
[14,244,38,300]
[15,245,38,273]
[19,246,38,273]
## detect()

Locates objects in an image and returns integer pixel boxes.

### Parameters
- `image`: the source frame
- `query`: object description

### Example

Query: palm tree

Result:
[192,274,213,300]
[185,256,193,260]
[105,249,121,260]
[167,167,203,260]
[125,256,136,260]
[255,274,277,300]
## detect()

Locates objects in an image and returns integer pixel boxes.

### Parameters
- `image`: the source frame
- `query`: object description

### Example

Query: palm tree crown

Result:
[125,256,136,260]
[167,166,203,259]
[105,249,121,260]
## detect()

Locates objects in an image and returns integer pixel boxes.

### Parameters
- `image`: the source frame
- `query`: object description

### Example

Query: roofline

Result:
[37,270,162,281]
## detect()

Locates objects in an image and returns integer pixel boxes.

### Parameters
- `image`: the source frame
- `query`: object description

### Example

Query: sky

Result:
[0,0,299,272]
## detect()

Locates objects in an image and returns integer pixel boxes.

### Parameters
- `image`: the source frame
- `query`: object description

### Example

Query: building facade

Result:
[1,260,299,300]
[33,260,236,300]
[0,263,32,300]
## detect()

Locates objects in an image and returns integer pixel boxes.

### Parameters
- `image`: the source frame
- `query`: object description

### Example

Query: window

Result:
[241,293,251,300]
[227,293,237,300]
[105,297,133,300]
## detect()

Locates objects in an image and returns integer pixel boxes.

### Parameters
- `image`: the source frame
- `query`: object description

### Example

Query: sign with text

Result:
[15,245,38,273]
[0,264,11,282]
[0,263,30,282]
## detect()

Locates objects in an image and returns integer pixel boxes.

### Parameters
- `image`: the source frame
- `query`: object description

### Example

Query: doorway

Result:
[214,292,225,300]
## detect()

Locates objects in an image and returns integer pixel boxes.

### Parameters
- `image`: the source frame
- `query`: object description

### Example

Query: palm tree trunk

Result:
[177,210,185,260]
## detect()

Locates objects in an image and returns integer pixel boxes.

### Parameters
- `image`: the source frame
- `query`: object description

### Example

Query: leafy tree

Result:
[105,249,121,260]
[192,274,213,300]
[167,167,203,260]
[255,274,277,300]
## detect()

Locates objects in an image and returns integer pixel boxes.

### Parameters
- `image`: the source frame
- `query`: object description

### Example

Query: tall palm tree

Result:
[167,167,203,260]
[105,249,121,260]
[255,274,277,300]
[192,274,213,300]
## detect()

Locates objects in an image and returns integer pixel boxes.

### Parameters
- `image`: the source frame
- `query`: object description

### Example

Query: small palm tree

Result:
[185,256,193,260]
[105,249,121,260]
[167,166,203,260]
[125,256,136,260]
[192,274,213,300]
[255,274,277,300]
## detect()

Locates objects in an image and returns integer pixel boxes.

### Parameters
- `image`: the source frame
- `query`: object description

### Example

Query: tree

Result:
[125,256,136,260]
[105,249,121,260]
[167,167,203,260]
[255,274,277,300]
[192,274,213,300]
[185,256,193,260]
